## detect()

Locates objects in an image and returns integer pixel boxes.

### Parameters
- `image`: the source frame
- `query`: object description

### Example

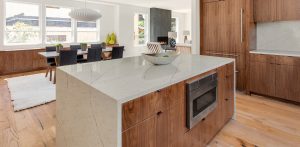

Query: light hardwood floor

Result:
[0,72,300,147]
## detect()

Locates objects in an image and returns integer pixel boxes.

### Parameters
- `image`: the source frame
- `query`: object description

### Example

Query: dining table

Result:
[38,48,113,58]
[39,47,114,84]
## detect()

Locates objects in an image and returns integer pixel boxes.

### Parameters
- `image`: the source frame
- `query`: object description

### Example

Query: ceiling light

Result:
[69,0,102,21]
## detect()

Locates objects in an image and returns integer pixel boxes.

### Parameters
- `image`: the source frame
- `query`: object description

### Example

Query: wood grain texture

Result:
[1,71,300,147]
[249,54,300,103]
[277,0,300,21]
[249,61,276,97]
[0,70,55,147]
[200,0,246,91]
[254,0,277,22]
[0,49,47,75]
[275,65,300,103]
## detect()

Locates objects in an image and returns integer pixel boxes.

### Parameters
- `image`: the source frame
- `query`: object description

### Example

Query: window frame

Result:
[2,1,102,48]
[4,0,42,46]
[76,19,101,43]
[44,5,75,44]
[134,13,148,47]
[171,17,179,42]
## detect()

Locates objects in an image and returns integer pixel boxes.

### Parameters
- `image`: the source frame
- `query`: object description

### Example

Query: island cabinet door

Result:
[122,82,187,147]
[216,63,235,128]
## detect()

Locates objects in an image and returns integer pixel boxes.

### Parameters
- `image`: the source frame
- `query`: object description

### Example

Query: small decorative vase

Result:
[81,44,88,51]
[56,46,63,53]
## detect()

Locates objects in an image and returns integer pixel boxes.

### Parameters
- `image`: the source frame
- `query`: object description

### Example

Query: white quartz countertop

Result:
[250,50,300,57]
[58,55,234,104]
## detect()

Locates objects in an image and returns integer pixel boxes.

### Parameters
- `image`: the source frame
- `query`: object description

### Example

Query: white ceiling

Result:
[91,0,192,11]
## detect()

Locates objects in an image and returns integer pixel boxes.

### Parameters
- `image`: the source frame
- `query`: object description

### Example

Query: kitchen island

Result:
[56,55,235,147]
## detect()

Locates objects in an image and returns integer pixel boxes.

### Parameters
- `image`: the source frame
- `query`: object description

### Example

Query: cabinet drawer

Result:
[250,53,276,63]
[276,56,300,66]
[122,82,185,131]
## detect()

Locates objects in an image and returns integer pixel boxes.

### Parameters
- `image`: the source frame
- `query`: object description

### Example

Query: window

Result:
[5,2,40,45]
[171,18,178,33]
[46,6,73,44]
[134,14,147,46]
[77,21,99,43]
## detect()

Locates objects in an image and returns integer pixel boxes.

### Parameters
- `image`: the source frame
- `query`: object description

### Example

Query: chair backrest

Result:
[87,48,102,62]
[59,50,77,66]
[91,44,102,50]
[111,46,124,59]
[70,45,81,50]
[147,42,163,54]
[45,46,56,64]
[46,46,56,52]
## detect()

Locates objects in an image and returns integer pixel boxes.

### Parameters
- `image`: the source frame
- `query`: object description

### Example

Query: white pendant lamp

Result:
[69,0,102,21]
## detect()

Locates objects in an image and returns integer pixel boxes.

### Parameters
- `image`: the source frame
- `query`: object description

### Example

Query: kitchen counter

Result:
[250,50,300,57]
[58,55,234,104]
[56,55,235,147]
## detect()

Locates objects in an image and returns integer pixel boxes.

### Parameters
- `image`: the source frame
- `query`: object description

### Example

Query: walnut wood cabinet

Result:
[249,54,300,103]
[275,56,300,102]
[201,0,246,91]
[0,49,47,75]
[249,58,276,97]
[254,0,277,22]
[122,63,235,147]
[254,0,300,22]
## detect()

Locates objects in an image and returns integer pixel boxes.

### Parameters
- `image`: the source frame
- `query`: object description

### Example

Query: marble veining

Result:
[250,50,300,57]
[58,55,234,103]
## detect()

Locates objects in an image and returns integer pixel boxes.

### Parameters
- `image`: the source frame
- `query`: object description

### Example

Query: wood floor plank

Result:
[1,71,300,147]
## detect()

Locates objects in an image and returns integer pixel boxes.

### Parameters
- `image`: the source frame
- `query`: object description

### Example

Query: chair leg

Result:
[45,67,49,77]
[53,68,56,84]
[50,68,52,81]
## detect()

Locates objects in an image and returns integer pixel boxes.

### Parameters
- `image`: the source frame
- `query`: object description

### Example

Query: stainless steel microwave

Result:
[186,73,218,129]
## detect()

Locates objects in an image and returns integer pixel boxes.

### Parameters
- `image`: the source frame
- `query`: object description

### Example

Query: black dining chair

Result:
[91,44,102,50]
[70,45,85,62]
[111,46,124,59]
[87,48,102,62]
[59,50,78,66]
[45,46,57,81]
[52,50,77,84]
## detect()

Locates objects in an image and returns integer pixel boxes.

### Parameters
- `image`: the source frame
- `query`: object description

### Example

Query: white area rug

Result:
[6,74,56,111]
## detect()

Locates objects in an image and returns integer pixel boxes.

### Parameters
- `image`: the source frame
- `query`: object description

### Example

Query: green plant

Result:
[80,43,87,46]
[55,44,63,48]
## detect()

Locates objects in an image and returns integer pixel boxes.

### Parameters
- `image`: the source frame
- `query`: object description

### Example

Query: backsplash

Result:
[257,21,300,52]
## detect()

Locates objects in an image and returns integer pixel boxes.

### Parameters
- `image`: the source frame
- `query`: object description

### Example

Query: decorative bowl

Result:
[142,51,180,65]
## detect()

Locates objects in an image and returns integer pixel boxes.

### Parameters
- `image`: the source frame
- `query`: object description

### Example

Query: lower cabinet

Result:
[249,54,300,103]
[275,64,300,102]
[122,63,235,147]
[0,49,47,75]
[249,61,276,97]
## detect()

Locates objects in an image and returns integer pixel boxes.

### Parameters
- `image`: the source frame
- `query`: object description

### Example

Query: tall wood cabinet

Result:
[201,0,246,90]
[254,0,300,22]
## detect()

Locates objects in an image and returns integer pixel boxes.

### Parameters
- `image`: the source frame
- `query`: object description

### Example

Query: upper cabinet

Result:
[254,0,277,22]
[254,0,300,22]
[277,0,300,21]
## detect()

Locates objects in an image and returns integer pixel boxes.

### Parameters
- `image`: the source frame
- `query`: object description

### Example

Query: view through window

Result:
[134,14,147,46]
[77,21,98,43]
[5,2,40,45]
[46,6,72,44]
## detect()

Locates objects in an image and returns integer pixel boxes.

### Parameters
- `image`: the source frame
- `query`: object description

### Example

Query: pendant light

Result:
[69,0,102,21]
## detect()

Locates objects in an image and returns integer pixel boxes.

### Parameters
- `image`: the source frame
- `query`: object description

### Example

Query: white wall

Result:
[192,0,200,54]
[257,21,300,52]
[172,11,191,43]
[0,0,116,50]
[117,4,150,57]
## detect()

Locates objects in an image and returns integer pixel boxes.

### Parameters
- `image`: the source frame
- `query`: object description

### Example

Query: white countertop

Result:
[58,55,234,104]
[250,50,300,57]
